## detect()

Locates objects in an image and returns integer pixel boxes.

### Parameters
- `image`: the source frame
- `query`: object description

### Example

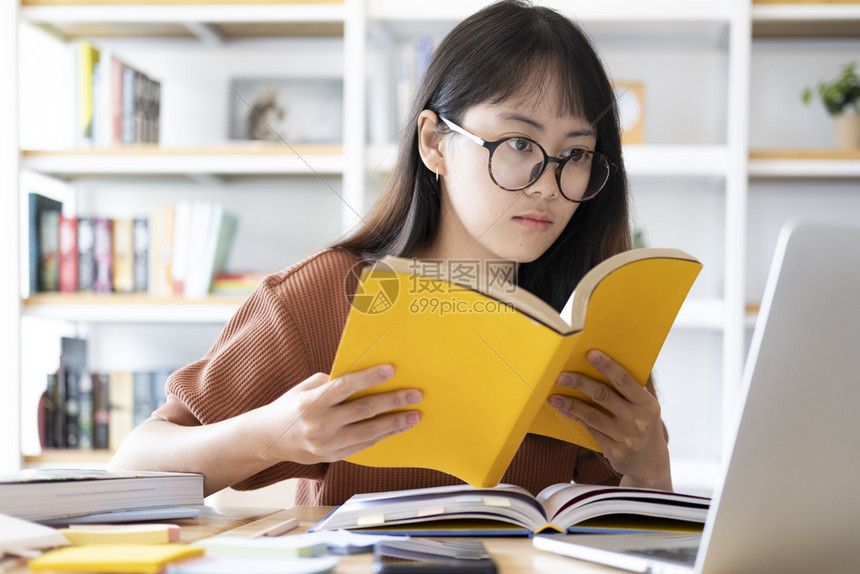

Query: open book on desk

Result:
[312,483,710,536]
[332,248,702,487]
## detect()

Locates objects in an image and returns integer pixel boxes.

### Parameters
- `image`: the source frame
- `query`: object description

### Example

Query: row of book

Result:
[79,41,161,147]
[29,193,238,299]
[39,337,174,452]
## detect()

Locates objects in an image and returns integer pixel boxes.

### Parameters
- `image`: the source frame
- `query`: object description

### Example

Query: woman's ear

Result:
[417,110,446,178]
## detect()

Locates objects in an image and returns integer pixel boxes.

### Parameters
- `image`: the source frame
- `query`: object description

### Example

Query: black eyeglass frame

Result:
[438,116,613,203]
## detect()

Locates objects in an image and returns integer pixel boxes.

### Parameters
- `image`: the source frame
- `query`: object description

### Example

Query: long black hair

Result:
[336,0,631,311]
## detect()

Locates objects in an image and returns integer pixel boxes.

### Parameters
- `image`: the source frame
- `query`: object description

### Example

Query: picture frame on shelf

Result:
[227,77,343,144]
[613,81,645,145]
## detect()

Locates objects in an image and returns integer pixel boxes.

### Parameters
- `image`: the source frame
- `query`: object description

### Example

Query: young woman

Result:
[110,0,672,505]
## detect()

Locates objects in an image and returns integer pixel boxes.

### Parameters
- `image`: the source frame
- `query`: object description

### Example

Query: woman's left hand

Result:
[548,349,672,491]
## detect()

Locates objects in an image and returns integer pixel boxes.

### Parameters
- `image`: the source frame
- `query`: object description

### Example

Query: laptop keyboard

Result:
[629,546,699,566]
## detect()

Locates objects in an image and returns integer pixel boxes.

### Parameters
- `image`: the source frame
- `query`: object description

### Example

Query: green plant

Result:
[802,62,860,116]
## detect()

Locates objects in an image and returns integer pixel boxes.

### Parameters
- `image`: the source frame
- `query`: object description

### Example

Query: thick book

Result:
[332,248,702,488]
[0,469,204,522]
[27,192,63,295]
[39,210,60,292]
[312,483,709,536]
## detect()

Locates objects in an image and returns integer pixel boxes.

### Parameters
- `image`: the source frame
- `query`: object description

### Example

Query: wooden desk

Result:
[7,506,621,573]
[216,506,622,573]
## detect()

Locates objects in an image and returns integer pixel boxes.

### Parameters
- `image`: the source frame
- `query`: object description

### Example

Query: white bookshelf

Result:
[749,150,860,179]
[20,146,345,178]
[6,0,860,497]
[21,293,243,324]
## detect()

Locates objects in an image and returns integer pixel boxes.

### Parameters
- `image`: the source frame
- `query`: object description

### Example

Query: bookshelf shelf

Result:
[752,2,860,38]
[20,1,346,40]
[368,0,732,48]
[368,0,732,22]
[24,449,113,466]
[22,293,245,323]
[748,149,860,179]
[623,145,729,178]
[20,146,345,178]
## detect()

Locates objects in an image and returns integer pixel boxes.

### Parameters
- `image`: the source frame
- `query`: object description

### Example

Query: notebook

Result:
[532,221,860,574]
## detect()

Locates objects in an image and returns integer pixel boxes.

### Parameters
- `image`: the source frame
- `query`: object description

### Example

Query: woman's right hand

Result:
[257,365,422,466]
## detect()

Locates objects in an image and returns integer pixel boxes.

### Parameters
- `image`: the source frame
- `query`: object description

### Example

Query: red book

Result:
[58,214,79,293]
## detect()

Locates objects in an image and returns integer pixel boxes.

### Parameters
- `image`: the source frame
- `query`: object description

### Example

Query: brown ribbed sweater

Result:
[152,248,620,505]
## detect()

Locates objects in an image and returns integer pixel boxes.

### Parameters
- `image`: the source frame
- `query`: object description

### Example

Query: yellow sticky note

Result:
[29,544,203,573]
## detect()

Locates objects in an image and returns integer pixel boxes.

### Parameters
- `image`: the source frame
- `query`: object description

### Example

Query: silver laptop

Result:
[533,221,860,574]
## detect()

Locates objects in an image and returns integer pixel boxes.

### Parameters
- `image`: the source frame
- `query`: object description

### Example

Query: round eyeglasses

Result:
[439,116,611,203]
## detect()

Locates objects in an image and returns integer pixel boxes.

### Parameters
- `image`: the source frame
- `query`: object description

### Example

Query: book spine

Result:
[210,212,238,291]
[133,217,149,292]
[184,202,213,299]
[42,373,58,449]
[134,70,144,144]
[91,60,103,147]
[64,369,80,449]
[132,371,154,428]
[77,217,96,292]
[112,57,123,145]
[121,65,135,145]
[171,200,191,297]
[142,76,152,143]
[192,203,222,299]
[156,203,175,298]
[93,217,113,293]
[77,41,99,147]
[77,372,94,450]
[91,372,110,450]
[108,372,134,451]
[29,194,63,295]
[152,79,161,144]
[39,210,60,292]
[58,214,79,293]
[51,370,66,448]
[112,217,135,293]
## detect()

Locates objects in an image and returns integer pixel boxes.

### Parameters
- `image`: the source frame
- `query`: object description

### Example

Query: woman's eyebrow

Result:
[499,112,595,138]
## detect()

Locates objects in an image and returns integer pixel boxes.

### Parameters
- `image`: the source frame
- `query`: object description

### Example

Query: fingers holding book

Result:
[263,366,423,465]
[548,350,671,491]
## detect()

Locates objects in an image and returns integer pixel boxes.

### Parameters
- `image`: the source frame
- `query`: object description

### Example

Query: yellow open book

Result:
[331,248,702,488]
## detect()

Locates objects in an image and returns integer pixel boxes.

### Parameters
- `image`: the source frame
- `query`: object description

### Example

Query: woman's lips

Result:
[513,214,552,231]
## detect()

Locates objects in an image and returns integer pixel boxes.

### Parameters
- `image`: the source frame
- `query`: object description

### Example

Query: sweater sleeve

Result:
[573,448,622,486]
[151,273,328,484]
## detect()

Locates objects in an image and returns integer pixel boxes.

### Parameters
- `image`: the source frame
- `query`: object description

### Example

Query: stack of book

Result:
[28,193,238,299]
